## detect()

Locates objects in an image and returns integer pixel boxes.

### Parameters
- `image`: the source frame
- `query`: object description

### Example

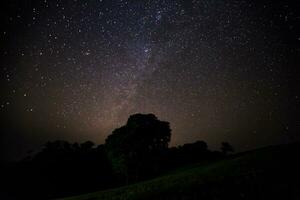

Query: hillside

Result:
[60,143,300,200]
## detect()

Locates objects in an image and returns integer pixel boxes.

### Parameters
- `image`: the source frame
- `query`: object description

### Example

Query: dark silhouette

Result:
[1,113,231,199]
[164,140,223,170]
[2,140,115,199]
[221,142,234,155]
[105,113,171,183]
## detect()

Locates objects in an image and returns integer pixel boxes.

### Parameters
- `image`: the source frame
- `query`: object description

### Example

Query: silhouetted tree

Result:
[16,140,116,199]
[164,140,219,168]
[80,140,95,151]
[221,142,234,155]
[105,113,171,183]
[3,114,233,199]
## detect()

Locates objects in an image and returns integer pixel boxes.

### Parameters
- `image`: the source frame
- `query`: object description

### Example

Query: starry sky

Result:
[1,0,299,161]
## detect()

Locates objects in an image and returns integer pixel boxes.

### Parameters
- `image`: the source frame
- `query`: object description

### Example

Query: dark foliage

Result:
[1,113,230,199]
[2,141,116,199]
[165,141,223,169]
[221,142,234,155]
[105,113,171,183]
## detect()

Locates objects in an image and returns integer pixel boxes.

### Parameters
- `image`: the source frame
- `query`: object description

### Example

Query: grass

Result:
[59,143,300,200]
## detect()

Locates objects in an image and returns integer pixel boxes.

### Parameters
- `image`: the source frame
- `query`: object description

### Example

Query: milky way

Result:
[1,0,299,160]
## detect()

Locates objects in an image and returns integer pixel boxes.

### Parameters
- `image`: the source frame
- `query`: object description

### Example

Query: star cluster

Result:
[1,0,299,160]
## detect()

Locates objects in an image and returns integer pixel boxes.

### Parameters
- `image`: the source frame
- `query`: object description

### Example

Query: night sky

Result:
[1,0,299,161]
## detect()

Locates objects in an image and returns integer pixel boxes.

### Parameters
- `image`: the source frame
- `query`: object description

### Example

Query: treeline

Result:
[1,114,234,199]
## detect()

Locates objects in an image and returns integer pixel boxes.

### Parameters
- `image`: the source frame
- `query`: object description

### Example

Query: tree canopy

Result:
[105,113,171,182]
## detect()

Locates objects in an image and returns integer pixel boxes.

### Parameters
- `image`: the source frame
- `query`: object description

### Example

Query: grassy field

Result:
[60,143,300,200]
